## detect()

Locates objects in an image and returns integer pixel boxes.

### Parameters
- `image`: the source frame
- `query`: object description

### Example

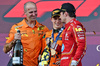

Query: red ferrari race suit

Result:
[52,18,86,66]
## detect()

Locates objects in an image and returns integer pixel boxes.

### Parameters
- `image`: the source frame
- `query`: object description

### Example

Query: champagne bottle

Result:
[12,30,23,66]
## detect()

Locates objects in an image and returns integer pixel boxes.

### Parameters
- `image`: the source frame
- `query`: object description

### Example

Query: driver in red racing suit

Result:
[51,3,86,66]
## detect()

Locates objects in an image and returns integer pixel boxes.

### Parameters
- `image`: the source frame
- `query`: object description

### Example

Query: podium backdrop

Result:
[0,0,100,66]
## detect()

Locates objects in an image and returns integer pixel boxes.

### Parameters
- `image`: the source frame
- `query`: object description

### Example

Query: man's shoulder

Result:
[46,30,52,33]
[12,22,23,28]
[38,23,48,28]
[45,30,52,36]
[12,19,24,28]
[37,22,49,32]
[70,19,83,27]
[71,20,86,32]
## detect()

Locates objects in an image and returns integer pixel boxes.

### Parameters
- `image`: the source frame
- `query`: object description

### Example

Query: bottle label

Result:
[12,57,20,64]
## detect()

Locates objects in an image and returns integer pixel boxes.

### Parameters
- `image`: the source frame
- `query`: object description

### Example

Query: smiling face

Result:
[25,3,37,22]
[51,16,63,29]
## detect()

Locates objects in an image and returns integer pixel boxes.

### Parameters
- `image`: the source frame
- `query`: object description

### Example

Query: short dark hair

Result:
[60,3,76,18]
[68,12,76,18]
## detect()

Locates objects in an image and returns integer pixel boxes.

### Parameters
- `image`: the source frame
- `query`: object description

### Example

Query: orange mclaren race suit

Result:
[41,27,64,66]
[52,18,86,66]
[6,18,49,66]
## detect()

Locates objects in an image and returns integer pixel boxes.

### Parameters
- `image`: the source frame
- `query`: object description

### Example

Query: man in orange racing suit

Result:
[39,9,64,66]
[3,1,49,66]
[51,3,86,66]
